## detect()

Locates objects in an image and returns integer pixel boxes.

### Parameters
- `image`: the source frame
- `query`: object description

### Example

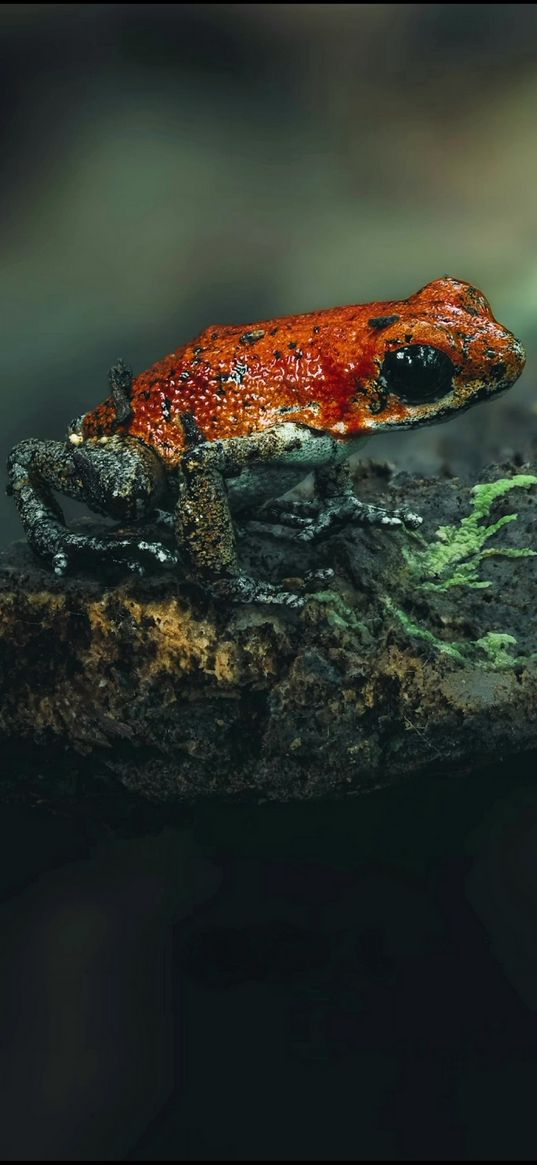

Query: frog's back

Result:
[82,302,380,466]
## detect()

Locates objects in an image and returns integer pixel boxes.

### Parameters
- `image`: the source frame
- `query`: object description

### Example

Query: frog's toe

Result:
[376,506,423,530]
[134,539,179,570]
[254,497,321,525]
[52,549,69,576]
[304,567,335,587]
[373,513,404,529]
[267,513,315,529]
[400,509,423,530]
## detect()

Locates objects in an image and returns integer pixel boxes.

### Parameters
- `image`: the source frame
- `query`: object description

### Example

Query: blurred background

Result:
[2,2,537,544]
[4,7,537,1161]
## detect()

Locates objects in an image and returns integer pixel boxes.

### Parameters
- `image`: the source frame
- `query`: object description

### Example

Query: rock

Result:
[1,459,537,811]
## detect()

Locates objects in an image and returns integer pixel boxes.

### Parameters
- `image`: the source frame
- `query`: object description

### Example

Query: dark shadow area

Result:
[0,758,537,1158]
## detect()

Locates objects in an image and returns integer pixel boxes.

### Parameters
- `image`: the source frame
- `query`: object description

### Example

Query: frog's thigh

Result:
[8,439,88,561]
[8,438,178,575]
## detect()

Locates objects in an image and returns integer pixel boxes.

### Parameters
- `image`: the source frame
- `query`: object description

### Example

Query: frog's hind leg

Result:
[7,438,177,575]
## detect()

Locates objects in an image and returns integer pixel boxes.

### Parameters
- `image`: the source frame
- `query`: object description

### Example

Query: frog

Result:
[7,276,526,606]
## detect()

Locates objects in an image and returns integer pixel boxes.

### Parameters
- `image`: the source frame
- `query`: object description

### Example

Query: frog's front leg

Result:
[175,424,339,606]
[7,438,177,575]
[175,450,304,606]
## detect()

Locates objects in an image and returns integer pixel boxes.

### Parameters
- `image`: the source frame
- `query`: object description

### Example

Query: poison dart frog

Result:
[7,277,526,606]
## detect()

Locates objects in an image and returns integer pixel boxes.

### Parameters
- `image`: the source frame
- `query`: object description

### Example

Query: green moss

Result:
[404,474,537,592]
[385,604,530,671]
[307,590,368,634]
[383,597,467,662]
[311,475,537,669]
[388,475,537,669]
[474,632,519,669]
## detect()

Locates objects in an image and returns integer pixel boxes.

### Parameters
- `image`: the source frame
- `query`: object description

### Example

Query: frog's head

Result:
[342,277,526,434]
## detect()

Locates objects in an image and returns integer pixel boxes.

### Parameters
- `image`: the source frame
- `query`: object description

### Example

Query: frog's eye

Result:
[380,344,454,404]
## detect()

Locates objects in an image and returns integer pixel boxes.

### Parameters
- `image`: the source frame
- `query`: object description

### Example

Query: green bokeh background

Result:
[2,3,537,544]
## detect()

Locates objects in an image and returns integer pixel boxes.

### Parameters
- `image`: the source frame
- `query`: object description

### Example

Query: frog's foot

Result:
[202,566,335,607]
[244,495,422,544]
[204,572,305,607]
[50,530,178,577]
[292,495,423,543]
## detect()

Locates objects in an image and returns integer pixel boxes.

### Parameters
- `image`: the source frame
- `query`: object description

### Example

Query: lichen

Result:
[404,474,537,592]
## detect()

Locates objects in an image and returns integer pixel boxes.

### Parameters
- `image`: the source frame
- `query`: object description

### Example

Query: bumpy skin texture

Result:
[7,278,526,606]
[83,277,525,458]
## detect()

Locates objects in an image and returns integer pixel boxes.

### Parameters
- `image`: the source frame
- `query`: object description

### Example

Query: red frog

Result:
[7,277,526,605]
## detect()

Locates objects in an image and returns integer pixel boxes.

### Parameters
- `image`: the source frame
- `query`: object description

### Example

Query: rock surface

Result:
[2,459,537,810]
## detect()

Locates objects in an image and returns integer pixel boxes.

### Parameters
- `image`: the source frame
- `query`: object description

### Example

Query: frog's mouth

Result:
[365,379,512,433]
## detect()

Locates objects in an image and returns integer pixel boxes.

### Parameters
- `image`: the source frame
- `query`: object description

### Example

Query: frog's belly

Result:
[226,432,368,514]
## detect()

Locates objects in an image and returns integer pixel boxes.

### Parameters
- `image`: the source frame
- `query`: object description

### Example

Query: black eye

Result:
[380,345,454,404]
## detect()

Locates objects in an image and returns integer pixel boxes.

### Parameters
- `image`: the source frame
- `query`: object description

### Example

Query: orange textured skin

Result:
[82,278,525,467]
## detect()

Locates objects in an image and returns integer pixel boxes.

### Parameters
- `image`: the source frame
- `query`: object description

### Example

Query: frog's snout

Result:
[509,335,526,377]
[490,331,526,391]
